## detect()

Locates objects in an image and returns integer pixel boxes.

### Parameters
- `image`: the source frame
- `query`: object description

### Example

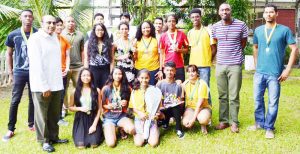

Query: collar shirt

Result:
[27,29,63,92]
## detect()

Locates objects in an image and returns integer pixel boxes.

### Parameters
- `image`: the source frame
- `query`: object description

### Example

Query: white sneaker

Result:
[176,130,185,139]
[58,119,68,126]
[247,124,262,131]
[265,130,275,139]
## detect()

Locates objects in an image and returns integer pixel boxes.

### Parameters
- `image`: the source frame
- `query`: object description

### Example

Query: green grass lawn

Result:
[1,68,300,153]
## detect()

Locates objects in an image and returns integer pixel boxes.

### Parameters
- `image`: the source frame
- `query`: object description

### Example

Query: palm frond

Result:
[0,4,22,20]
[70,0,92,33]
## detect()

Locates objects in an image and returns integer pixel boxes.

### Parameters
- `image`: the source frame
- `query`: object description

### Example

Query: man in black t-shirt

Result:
[2,9,37,142]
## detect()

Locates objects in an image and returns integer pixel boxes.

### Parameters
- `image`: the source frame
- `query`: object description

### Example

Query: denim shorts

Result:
[102,113,127,126]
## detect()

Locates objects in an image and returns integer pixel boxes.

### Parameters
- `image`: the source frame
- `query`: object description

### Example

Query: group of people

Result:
[2,2,298,153]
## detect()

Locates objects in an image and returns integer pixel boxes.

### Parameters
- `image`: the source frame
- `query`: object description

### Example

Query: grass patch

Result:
[0,68,300,153]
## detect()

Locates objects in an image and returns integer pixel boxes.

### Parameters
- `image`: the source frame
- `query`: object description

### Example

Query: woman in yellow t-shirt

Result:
[128,69,161,147]
[132,21,163,85]
[182,65,211,134]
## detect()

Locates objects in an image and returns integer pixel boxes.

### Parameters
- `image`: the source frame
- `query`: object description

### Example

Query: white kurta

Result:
[28,29,63,92]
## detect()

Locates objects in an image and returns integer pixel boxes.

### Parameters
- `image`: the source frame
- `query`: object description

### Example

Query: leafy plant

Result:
[0,0,91,52]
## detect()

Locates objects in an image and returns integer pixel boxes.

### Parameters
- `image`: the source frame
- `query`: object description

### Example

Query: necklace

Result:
[222,19,234,41]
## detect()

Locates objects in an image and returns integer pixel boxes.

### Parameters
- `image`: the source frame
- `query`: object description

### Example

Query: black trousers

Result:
[90,65,110,89]
[8,74,34,131]
[161,105,183,131]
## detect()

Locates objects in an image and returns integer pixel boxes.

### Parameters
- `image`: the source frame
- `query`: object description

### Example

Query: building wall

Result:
[254,9,296,34]
[277,9,296,34]
[251,0,297,34]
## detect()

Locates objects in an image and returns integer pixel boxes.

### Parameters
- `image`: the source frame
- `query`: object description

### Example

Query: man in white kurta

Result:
[28,15,67,153]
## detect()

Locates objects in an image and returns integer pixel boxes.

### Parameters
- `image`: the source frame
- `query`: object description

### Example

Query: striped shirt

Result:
[212,19,248,65]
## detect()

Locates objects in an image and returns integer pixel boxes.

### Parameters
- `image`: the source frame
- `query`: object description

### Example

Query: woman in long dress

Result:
[69,68,104,148]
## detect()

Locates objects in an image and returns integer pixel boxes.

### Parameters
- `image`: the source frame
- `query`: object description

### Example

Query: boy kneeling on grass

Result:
[157,61,185,138]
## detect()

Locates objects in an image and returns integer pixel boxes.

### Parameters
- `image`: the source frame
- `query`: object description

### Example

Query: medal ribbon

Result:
[112,86,121,110]
[21,27,33,45]
[188,80,200,101]
[69,32,76,47]
[167,30,177,45]
[264,23,277,46]
[142,37,152,52]
[121,39,130,54]
[189,27,204,47]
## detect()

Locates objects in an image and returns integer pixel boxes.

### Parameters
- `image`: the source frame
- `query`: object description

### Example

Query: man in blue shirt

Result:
[249,4,299,139]
[2,9,37,142]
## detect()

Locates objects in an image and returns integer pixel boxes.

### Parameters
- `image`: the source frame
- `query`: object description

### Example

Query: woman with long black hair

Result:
[84,23,114,89]
[69,68,103,148]
[132,21,163,85]
[101,67,135,147]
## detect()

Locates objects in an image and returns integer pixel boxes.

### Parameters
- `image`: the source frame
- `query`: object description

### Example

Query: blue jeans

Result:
[253,72,280,130]
[149,69,159,86]
[198,67,211,105]
[8,74,34,131]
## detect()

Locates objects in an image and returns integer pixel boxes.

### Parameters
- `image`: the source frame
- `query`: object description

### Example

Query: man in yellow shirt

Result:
[188,8,216,106]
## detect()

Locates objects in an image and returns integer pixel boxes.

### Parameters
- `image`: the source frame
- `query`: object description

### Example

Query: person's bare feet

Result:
[201,125,208,135]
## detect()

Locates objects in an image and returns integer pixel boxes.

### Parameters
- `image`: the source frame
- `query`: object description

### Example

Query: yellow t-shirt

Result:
[135,37,160,71]
[188,27,216,67]
[128,89,147,117]
[184,79,211,109]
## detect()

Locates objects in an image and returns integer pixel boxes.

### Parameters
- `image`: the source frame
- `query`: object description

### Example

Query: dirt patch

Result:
[0,85,13,100]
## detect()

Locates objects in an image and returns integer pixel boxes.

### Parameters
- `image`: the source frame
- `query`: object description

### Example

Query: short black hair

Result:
[165,61,176,68]
[265,3,278,12]
[21,9,33,15]
[154,17,164,23]
[94,13,104,20]
[189,8,201,17]
[120,12,131,20]
[166,14,178,24]
[118,21,129,30]
[55,17,63,24]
